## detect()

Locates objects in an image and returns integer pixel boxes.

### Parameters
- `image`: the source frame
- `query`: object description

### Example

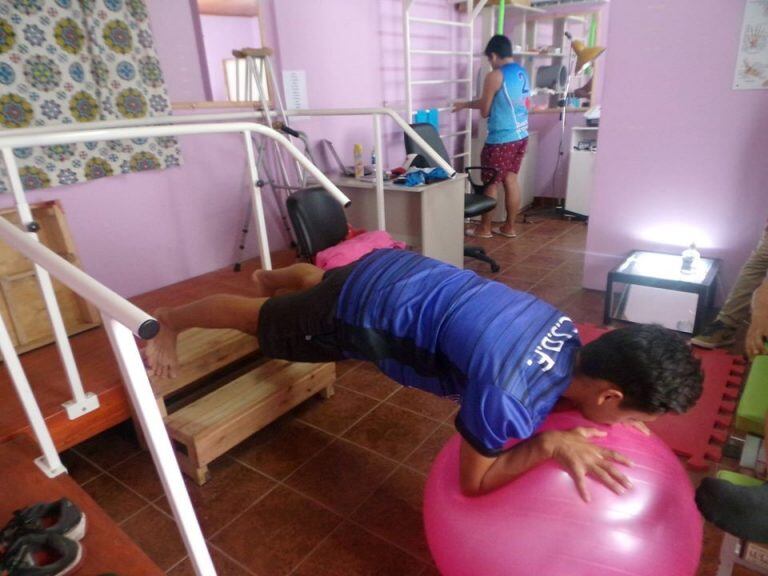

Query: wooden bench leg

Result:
[174,447,210,486]
[320,383,335,400]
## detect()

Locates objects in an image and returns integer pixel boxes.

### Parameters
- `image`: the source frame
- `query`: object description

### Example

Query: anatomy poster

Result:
[734,0,768,89]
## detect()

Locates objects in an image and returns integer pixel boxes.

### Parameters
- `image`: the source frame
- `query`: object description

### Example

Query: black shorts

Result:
[257,262,356,362]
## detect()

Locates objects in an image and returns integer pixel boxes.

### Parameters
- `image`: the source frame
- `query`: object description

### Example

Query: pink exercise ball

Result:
[424,411,702,576]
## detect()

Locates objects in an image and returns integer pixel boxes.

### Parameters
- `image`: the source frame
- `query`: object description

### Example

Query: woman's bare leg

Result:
[252,263,325,297]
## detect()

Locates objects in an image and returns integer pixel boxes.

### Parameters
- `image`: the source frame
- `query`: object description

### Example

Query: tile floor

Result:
[63,217,761,575]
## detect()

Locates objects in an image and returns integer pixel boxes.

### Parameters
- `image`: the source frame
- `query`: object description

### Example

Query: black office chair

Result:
[286,186,349,261]
[404,123,500,273]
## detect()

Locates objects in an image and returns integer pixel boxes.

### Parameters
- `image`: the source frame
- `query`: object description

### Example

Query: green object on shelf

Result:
[735,355,768,436]
[497,1,506,35]
[716,470,765,487]
[588,14,598,47]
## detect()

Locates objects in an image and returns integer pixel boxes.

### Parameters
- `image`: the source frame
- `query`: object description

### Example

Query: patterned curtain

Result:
[0,0,182,192]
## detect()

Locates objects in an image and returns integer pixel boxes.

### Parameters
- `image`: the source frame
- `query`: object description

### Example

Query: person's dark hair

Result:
[577,324,703,414]
[484,35,513,59]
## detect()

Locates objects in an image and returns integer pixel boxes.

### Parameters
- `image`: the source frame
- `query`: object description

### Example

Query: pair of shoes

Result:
[464,228,493,239]
[690,320,737,349]
[0,499,86,576]
[491,227,517,238]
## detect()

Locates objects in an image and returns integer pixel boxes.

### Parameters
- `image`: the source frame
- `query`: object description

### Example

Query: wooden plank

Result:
[0,201,100,354]
[149,328,259,398]
[166,361,336,474]
[166,360,288,437]
[194,363,335,464]
[0,436,163,575]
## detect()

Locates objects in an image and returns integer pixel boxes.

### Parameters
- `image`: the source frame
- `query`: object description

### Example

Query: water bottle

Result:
[680,243,701,274]
[353,144,364,179]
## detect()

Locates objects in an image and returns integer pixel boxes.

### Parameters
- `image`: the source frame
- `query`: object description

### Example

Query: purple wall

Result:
[583,0,768,293]
[199,15,261,102]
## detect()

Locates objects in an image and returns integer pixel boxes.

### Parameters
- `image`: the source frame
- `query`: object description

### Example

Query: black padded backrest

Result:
[286,187,349,259]
[403,123,452,169]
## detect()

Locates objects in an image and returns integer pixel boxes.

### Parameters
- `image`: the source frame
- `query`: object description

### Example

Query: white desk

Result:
[333,175,466,268]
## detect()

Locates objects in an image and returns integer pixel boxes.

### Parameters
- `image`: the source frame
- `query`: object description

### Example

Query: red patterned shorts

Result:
[480,138,529,184]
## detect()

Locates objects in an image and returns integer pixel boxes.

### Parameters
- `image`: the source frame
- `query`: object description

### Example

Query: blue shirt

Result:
[335,249,581,456]
[486,62,530,145]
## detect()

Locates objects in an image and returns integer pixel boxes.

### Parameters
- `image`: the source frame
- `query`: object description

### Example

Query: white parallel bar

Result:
[410,49,474,56]
[0,123,350,208]
[453,152,470,158]
[243,131,272,271]
[372,114,385,231]
[0,216,158,339]
[1,149,98,419]
[403,0,414,120]
[443,130,469,139]
[0,311,66,478]
[409,16,471,28]
[411,79,471,85]
[0,109,454,181]
[102,316,215,576]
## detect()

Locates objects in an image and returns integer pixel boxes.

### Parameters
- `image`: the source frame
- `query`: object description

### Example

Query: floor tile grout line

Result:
[208,541,262,576]
[333,382,459,425]
[115,501,151,528]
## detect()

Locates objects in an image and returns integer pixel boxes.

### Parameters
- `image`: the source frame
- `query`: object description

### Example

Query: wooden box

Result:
[0,201,100,354]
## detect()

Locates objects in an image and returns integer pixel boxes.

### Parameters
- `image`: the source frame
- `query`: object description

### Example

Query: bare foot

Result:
[251,270,276,297]
[144,308,180,380]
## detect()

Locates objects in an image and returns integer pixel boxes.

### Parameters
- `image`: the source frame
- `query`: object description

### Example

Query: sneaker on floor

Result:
[0,532,82,576]
[690,320,737,349]
[1,500,86,551]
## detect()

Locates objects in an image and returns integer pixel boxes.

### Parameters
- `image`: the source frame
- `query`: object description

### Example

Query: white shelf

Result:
[516,51,565,57]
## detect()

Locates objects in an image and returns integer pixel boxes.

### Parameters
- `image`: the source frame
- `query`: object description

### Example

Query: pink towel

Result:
[315,230,406,270]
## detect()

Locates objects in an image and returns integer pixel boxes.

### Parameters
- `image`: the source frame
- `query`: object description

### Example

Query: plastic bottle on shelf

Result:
[353,144,364,179]
[370,149,376,175]
[680,243,701,274]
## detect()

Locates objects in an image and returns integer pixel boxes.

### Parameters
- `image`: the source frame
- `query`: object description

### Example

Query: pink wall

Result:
[583,0,768,293]
[199,15,261,102]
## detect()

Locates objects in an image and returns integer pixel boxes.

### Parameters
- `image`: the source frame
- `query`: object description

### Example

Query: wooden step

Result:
[0,435,163,575]
[166,360,335,484]
[149,328,259,399]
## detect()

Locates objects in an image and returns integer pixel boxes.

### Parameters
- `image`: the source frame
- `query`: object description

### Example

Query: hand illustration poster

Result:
[734,0,768,89]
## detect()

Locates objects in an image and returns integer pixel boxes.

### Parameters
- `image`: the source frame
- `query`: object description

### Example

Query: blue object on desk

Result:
[400,167,450,187]
[413,108,439,130]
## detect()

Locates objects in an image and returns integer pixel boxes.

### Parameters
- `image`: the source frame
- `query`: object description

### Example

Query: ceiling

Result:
[197,0,259,17]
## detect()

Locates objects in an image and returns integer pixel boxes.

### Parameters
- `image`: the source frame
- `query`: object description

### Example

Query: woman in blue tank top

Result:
[453,35,530,239]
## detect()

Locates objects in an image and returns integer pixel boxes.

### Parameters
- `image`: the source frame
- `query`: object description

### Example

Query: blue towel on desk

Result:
[400,167,450,187]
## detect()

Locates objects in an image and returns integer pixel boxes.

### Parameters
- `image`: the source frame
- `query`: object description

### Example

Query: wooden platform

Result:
[0,436,163,575]
[0,251,297,451]
[167,360,335,484]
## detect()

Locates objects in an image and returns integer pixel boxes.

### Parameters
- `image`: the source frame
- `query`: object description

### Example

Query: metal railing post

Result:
[372,114,386,230]
[1,148,99,420]
[102,315,215,576]
[0,311,66,478]
[243,130,273,271]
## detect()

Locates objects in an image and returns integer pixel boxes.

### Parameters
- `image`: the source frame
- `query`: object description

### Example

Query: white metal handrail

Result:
[0,218,156,338]
[0,217,215,574]
[0,122,349,206]
[0,107,455,177]
[0,121,350,425]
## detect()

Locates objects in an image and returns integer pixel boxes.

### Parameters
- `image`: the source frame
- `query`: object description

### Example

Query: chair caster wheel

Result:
[491,264,501,273]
